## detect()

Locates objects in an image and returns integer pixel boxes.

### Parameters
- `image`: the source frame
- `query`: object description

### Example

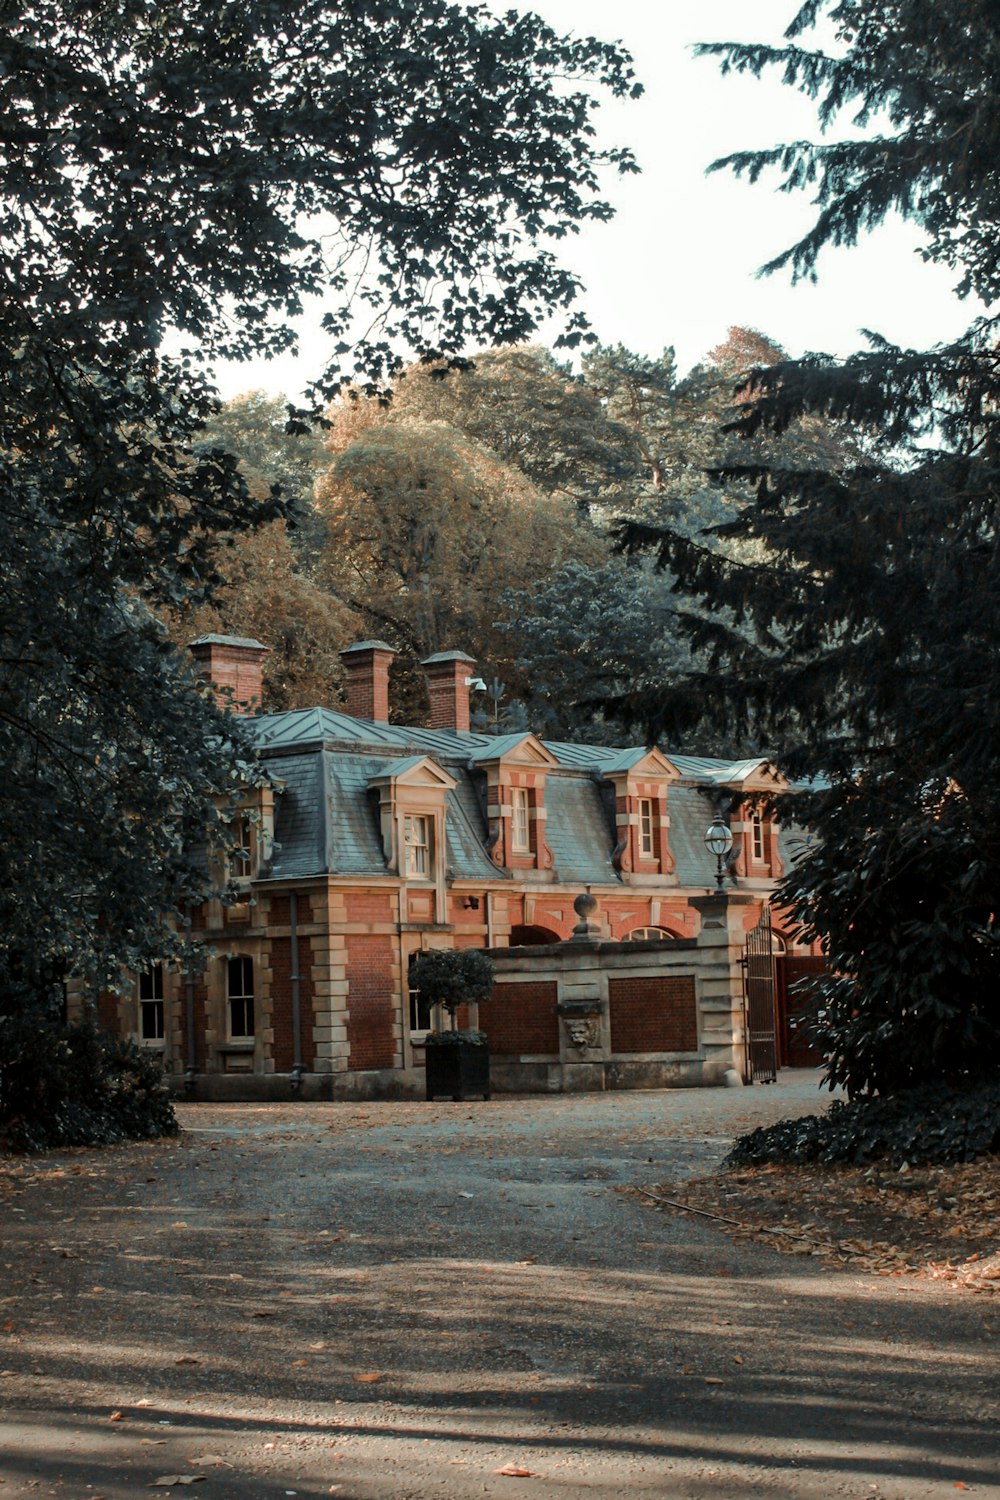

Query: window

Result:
[227,955,255,1038]
[403,814,430,877]
[138,965,165,1041]
[637,798,654,858]
[230,814,253,881]
[511,786,530,853]
[408,956,435,1035]
[751,811,765,863]
[625,926,679,942]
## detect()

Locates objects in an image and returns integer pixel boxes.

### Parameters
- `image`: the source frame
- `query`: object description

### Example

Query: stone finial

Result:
[568,891,601,943]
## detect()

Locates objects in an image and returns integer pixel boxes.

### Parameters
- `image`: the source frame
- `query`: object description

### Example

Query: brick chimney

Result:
[422,650,477,732]
[190,634,267,714]
[339,640,396,722]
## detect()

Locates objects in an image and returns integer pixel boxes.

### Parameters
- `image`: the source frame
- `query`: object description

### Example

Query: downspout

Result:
[184,906,197,1093]
[289,889,304,1092]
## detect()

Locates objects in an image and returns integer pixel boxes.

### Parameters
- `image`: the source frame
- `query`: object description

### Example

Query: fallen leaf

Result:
[152,1477,205,1487]
[108,1410,124,1423]
[174,1356,199,1366]
[354,1372,382,1384]
[704,1377,724,1386]
[495,1464,537,1477]
[186,1457,230,1468]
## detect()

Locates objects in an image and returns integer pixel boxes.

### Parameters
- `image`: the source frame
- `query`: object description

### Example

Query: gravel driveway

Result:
[1,1073,997,1499]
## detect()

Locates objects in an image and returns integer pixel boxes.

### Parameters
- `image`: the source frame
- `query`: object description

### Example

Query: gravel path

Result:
[1,1073,997,1499]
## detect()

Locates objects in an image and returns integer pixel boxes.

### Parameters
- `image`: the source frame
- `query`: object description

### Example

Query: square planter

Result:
[424,1036,491,1101]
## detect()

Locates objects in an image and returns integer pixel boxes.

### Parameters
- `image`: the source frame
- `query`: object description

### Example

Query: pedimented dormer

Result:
[368,756,457,922]
[715,759,787,881]
[468,733,559,875]
[598,747,679,881]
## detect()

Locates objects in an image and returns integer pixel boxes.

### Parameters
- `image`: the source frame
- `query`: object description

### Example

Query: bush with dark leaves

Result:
[726,1078,1000,1169]
[0,1016,178,1153]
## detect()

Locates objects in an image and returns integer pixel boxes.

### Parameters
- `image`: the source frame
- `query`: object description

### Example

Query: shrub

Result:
[726,1078,1000,1169]
[0,1014,178,1153]
[408,948,495,1027]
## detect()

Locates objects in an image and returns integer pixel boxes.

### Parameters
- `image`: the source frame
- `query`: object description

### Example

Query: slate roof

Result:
[251,709,784,887]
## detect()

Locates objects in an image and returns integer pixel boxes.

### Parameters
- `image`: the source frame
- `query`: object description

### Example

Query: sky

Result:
[212,0,981,401]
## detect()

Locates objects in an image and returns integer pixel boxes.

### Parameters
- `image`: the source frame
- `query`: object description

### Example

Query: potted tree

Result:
[410,948,495,1101]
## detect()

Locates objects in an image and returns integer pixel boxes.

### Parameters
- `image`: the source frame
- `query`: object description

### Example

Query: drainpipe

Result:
[183,906,197,1094]
[485,890,495,949]
[289,890,304,1093]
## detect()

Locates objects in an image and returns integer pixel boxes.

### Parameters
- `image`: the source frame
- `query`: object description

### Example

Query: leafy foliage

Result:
[409,948,495,1021]
[1,0,637,1094]
[0,1016,178,1154]
[726,1079,1000,1168]
[618,0,1000,1095]
[315,412,605,715]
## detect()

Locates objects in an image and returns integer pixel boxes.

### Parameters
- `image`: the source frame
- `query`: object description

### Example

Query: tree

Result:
[195,393,331,566]
[171,519,360,712]
[620,0,1000,1095]
[496,559,699,746]
[315,416,605,716]
[0,0,639,1127]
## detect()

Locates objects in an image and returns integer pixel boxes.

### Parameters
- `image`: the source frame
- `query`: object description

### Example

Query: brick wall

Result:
[95,990,118,1031]
[344,891,395,925]
[487,981,559,1056]
[270,934,315,1072]
[346,934,397,1070]
[608,976,697,1054]
[269,894,313,926]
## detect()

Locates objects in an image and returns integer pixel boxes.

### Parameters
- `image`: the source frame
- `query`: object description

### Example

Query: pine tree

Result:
[620,0,1000,1096]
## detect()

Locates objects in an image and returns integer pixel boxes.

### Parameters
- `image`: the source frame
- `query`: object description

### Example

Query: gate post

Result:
[690,893,758,1083]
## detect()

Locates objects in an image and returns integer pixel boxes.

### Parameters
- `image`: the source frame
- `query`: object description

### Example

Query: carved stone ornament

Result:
[565,1017,600,1052]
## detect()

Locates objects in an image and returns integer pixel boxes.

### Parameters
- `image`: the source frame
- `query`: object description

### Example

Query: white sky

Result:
[213,0,981,400]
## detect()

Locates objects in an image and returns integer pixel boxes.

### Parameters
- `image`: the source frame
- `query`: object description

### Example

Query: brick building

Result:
[96,635,822,1098]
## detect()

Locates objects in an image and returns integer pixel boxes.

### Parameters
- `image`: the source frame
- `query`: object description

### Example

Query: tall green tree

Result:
[621,0,1000,1096]
[0,0,639,1118]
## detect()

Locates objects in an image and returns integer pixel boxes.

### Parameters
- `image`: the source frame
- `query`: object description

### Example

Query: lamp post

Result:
[704,818,733,888]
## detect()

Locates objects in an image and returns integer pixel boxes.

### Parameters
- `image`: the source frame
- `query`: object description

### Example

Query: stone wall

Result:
[482,903,746,1093]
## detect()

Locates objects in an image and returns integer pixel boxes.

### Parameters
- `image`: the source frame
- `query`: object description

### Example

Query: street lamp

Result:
[704,818,733,887]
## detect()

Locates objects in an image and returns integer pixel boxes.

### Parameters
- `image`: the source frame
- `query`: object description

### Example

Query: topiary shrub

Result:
[409,948,495,1037]
[0,1014,178,1153]
[726,1078,1000,1169]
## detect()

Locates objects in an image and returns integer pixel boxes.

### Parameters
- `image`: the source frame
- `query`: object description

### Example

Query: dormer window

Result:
[751,810,765,864]
[638,798,655,859]
[230,813,253,881]
[511,786,531,853]
[404,814,430,877]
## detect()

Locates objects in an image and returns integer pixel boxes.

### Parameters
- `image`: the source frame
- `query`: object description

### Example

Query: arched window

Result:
[625,926,682,942]
[509,923,560,946]
[227,955,255,1038]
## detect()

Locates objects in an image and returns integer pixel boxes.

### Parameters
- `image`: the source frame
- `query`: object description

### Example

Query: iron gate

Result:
[743,905,778,1083]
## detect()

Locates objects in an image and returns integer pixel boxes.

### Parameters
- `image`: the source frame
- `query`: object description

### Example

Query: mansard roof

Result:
[251,707,792,887]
